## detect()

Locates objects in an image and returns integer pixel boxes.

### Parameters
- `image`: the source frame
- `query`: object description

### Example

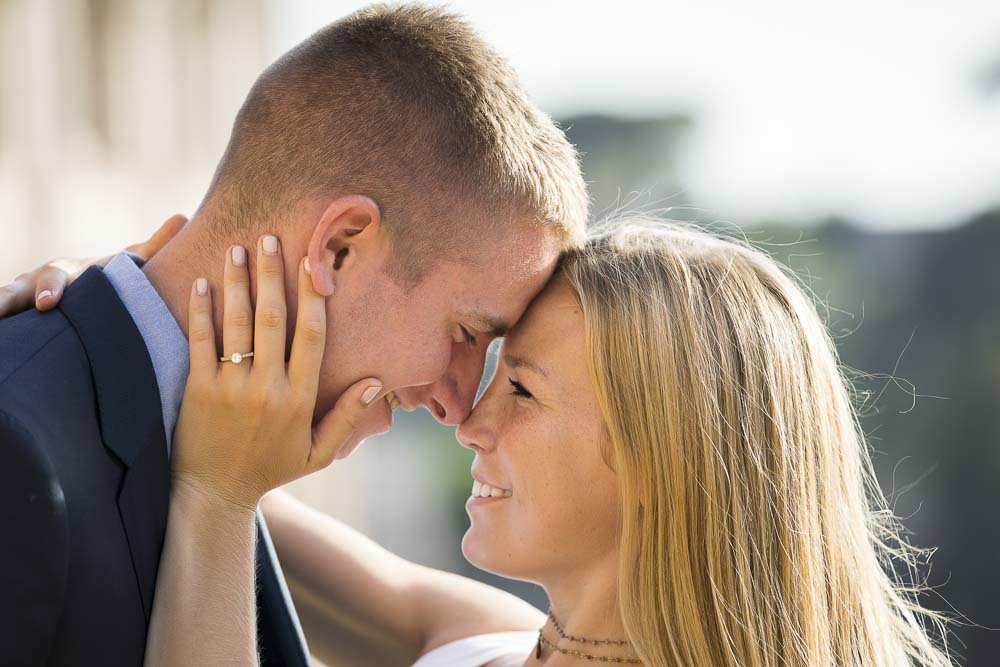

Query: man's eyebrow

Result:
[504,353,549,379]
[465,310,512,337]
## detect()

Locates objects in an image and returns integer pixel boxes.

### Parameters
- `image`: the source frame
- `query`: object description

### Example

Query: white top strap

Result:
[410,630,538,667]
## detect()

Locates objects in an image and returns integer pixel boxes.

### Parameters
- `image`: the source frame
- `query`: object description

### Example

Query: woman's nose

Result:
[456,404,487,452]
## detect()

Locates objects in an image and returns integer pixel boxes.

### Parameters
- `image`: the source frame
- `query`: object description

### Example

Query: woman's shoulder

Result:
[405,563,545,659]
[410,630,538,667]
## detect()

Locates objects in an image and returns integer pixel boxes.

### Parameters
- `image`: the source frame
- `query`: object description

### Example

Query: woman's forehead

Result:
[501,280,583,364]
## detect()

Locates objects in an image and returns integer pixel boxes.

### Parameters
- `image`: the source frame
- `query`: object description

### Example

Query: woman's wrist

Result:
[171,475,261,519]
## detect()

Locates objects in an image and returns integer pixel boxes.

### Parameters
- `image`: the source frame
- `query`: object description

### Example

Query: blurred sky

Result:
[272,1,1000,231]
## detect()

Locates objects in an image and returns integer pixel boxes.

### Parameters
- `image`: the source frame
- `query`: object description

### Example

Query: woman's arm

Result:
[261,489,420,665]
[261,489,546,667]
[144,483,259,665]
[144,237,386,666]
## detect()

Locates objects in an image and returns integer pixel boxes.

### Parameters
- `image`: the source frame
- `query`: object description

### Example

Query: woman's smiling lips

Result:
[466,494,508,508]
[466,472,512,508]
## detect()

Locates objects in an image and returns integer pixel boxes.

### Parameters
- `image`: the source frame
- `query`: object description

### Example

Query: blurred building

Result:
[0,0,468,586]
[0,0,268,278]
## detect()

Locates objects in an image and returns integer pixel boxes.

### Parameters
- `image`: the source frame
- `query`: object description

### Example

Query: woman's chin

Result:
[461,525,515,578]
[461,526,495,572]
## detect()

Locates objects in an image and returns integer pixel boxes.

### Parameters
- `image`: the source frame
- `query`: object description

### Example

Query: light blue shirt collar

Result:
[102,252,189,457]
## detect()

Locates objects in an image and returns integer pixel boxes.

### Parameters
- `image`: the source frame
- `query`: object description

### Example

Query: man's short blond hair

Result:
[203,2,589,283]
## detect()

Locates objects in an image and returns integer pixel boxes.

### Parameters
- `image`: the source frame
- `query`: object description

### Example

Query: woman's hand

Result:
[174,234,385,511]
[0,213,187,317]
[146,235,385,666]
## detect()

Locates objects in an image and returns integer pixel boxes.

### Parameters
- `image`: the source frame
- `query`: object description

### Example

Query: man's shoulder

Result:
[0,308,75,389]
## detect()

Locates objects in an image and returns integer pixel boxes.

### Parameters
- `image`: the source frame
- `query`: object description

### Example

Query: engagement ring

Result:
[220,351,254,364]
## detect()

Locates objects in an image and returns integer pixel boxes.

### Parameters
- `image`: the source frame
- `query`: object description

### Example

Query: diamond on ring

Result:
[221,351,254,364]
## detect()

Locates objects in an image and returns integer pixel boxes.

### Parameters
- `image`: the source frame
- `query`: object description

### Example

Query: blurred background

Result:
[2,0,998,663]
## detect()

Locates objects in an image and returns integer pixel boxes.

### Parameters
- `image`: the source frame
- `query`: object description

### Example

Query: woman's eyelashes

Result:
[508,377,533,399]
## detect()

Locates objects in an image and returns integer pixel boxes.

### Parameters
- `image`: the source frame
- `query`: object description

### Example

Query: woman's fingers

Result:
[188,278,218,378]
[0,275,33,317]
[222,245,254,371]
[33,264,73,311]
[126,213,187,260]
[0,259,77,316]
[289,257,326,398]
[308,377,385,472]
[252,235,287,375]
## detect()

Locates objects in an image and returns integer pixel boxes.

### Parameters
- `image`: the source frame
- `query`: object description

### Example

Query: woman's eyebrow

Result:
[503,353,549,379]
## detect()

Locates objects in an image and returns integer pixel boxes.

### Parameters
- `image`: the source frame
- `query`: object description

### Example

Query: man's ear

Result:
[306,195,382,297]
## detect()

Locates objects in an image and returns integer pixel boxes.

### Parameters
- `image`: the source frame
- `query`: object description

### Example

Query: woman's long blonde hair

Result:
[557,218,952,666]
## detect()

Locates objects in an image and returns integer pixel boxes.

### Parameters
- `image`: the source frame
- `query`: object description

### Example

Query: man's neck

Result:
[141,218,226,340]
[141,215,309,355]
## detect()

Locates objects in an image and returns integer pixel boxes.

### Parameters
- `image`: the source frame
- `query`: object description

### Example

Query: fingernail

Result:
[36,290,52,302]
[362,385,382,405]
[232,245,246,266]
[303,257,311,274]
[195,278,208,296]
[262,235,279,255]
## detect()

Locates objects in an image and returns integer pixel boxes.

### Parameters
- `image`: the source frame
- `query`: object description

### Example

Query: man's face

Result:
[316,220,562,457]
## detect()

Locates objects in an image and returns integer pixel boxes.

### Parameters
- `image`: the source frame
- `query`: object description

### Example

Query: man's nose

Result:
[420,345,487,425]
[421,374,477,425]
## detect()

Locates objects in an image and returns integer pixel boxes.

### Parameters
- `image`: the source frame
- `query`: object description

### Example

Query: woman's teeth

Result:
[385,391,400,411]
[471,479,512,498]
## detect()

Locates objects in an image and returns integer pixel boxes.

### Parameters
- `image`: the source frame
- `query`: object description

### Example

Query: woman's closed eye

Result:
[508,377,533,399]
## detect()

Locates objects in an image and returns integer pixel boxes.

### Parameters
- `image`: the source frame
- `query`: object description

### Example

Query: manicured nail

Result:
[303,257,311,274]
[231,245,246,266]
[262,235,279,255]
[195,278,208,296]
[362,385,383,405]
[36,290,52,302]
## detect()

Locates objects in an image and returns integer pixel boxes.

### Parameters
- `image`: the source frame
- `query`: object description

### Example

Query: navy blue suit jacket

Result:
[0,266,309,666]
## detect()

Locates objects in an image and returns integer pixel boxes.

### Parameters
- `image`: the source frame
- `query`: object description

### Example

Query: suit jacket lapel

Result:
[60,266,307,662]
[58,266,170,624]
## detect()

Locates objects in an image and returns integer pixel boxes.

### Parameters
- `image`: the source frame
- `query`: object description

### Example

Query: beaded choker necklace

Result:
[534,608,641,664]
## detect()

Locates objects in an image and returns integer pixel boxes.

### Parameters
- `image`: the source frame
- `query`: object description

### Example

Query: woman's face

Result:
[456,277,621,583]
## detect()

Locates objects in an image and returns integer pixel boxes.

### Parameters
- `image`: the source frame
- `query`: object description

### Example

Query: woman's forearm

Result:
[260,489,423,665]
[144,483,260,667]
[260,490,546,667]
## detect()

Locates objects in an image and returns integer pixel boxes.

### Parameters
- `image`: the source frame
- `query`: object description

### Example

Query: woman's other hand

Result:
[174,234,385,511]
[0,213,187,316]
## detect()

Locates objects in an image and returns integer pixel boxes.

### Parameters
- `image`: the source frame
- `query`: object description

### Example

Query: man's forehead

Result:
[484,216,561,260]
[452,227,562,336]
[458,268,557,337]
